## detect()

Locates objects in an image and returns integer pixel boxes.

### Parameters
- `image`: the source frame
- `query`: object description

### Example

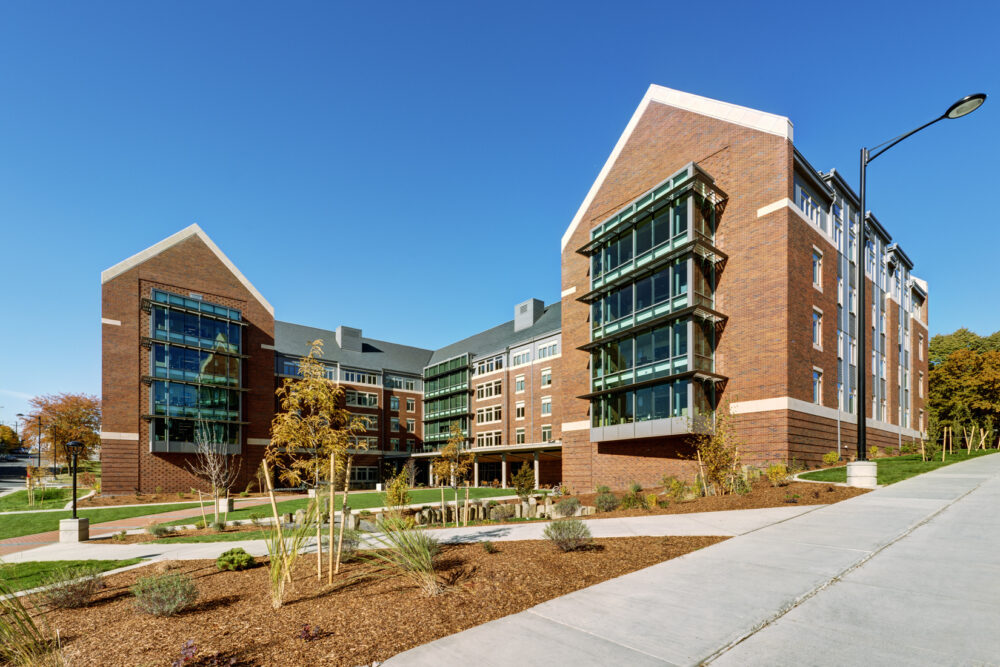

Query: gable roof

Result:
[274,321,434,375]
[561,84,794,251]
[100,223,274,315]
[427,302,561,365]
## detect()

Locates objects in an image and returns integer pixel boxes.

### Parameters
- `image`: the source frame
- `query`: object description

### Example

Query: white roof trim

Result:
[561,84,794,251]
[101,223,275,316]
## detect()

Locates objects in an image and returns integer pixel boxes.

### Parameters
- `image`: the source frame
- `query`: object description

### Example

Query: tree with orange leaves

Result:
[20,393,101,467]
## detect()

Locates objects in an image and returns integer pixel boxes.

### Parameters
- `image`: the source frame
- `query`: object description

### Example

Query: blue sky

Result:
[0,1,996,426]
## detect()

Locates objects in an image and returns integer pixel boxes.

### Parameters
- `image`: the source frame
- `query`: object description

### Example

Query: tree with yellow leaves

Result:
[431,422,473,528]
[267,340,369,582]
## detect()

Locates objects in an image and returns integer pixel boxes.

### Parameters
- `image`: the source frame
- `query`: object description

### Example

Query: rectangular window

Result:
[512,349,531,366]
[406,418,415,433]
[541,424,552,441]
[837,382,844,411]
[812,309,823,349]
[345,390,378,408]
[405,378,416,391]
[541,396,552,416]
[475,379,503,400]
[390,438,399,450]
[390,396,399,411]
[515,402,525,420]
[475,430,502,447]
[406,398,415,412]
[391,418,400,432]
[837,331,844,360]
[918,333,924,361]
[812,369,823,405]
[515,375,525,393]
[343,370,378,385]
[473,355,504,375]
[475,405,502,424]
[537,342,559,359]
[812,249,823,290]
[919,371,924,398]
[540,368,552,387]
[515,428,525,444]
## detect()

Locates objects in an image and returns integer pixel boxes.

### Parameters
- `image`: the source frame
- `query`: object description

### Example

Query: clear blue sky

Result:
[0,1,996,426]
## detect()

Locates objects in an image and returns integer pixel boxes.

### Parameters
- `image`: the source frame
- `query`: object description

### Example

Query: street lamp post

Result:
[65,440,84,520]
[15,413,43,468]
[852,93,986,475]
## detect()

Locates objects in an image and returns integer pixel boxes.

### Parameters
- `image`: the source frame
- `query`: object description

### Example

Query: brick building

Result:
[100,84,928,494]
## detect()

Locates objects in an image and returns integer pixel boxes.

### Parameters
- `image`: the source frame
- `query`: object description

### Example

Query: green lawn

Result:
[155,530,271,543]
[0,502,200,541]
[163,486,527,526]
[0,488,87,512]
[799,449,998,485]
[0,559,143,593]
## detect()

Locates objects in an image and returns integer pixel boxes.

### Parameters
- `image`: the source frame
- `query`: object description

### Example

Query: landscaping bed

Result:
[40,536,725,666]
[562,479,868,518]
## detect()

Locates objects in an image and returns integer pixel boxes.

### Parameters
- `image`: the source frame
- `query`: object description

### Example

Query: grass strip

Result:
[0,559,143,593]
[0,503,200,541]
[798,449,997,485]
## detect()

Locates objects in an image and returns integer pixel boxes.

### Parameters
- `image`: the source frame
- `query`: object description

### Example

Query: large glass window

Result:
[592,378,691,426]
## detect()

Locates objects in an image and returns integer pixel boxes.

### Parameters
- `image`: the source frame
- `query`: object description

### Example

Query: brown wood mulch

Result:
[563,480,868,519]
[39,536,725,666]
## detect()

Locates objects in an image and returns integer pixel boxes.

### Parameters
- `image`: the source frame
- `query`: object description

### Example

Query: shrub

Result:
[692,406,742,495]
[870,445,881,459]
[0,576,58,666]
[554,497,580,517]
[249,511,265,526]
[662,476,688,501]
[216,547,255,571]
[644,493,659,509]
[766,463,790,487]
[176,491,186,500]
[210,521,225,532]
[543,519,593,552]
[619,493,644,510]
[155,485,164,495]
[490,504,516,521]
[239,490,249,498]
[365,520,442,595]
[595,484,611,494]
[512,462,535,500]
[384,467,411,512]
[822,451,840,466]
[147,523,170,537]
[922,436,942,462]
[131,573,198,617]
[39,564,105,609]
[627,481,642,495]
[112,530,127,542]
[481,540,498,554]
[595,492,619,513]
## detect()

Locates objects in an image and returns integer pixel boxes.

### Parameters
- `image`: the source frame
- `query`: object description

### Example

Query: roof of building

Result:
[274,321,433,376]
[426,302,562,365]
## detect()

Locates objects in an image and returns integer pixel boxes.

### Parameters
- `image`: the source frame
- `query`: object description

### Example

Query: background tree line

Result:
[928,328,1000,438]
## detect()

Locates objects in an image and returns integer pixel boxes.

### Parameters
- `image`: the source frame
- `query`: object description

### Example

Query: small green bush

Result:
[39,565,105,609]
[554,497,580,517]
[490,504,516,521]
[216,547,255,571]
[822,451,840,466]
[249,511,265,526]
[594,485,611,494]
[595,492,619,513]
[147,523,170,537]
[481,540,498,554]
[210,521,225,532]
[627,481,642,495]
[619,493,644,510]
[662,475,688,501]
[131,573,198,617]
[644,493,659,509]
[766,463,789,487]
[543,519,593,552]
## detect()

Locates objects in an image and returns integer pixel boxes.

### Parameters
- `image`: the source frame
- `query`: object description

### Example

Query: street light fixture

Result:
[855,93,986,464]
[65,440,85,520]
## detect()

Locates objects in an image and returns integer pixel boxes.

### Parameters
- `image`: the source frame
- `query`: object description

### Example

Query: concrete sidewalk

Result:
[0,505,815,563]
[387,452,1000,666]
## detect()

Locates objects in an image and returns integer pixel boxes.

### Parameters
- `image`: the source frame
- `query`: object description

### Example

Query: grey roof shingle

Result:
[274,301,561,374]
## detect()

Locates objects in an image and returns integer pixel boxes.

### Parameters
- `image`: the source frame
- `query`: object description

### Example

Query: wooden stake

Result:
[440,486,446,527]
[261,459,291,582]
[696,449,708,497]
[315,496,322,581]
[334,455,352,574]
[464,484,470,527]
[197,489,208,528]
[327,453,335,585]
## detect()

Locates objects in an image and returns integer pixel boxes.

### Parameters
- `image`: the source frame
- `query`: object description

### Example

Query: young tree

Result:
[20,393,101,469]
[188,421,241,525]
[689,402,742,496]
[431,422,473,527]
[267,340,368,582]
[511,461,535,501]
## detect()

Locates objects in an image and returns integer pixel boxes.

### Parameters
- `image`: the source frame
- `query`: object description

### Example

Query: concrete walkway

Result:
[387,452,1000,666]
[0,505,815,563]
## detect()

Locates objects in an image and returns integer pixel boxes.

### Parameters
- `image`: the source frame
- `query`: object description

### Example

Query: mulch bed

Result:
[39,536,725,666]
[563,480,868,519]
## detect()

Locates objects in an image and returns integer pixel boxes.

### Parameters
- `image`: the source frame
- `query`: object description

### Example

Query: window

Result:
[391,417,400,431]
[387,376,404,389]
[475,430,502,447]
[918,333,924,361]
[476,379,502,400]
[390,438,399,450]
[918,371,924,398]
[812,369,823,405]
[537,342,559,359]
[406,398,415,412]
[837,382,844,411]
[515,428,525,444]
[405,378,416,391]
[343,370,378,385]
[351,413,378,430]
[345,390,378,408]
[406,418,415,433]
[515,401,525,420]
[390,396,399,411]
[849,288,857,314]
[850,338,858,365]
[812,249,823,290]
[476,405,502,424]
[512,349,531,366]
[541,396,552,416]
[812,309,823,349]
[541,424,552,441]
[473,355,504,375]
[515,375,525,393]
[837,331,844,360]
[540,368,552,387]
